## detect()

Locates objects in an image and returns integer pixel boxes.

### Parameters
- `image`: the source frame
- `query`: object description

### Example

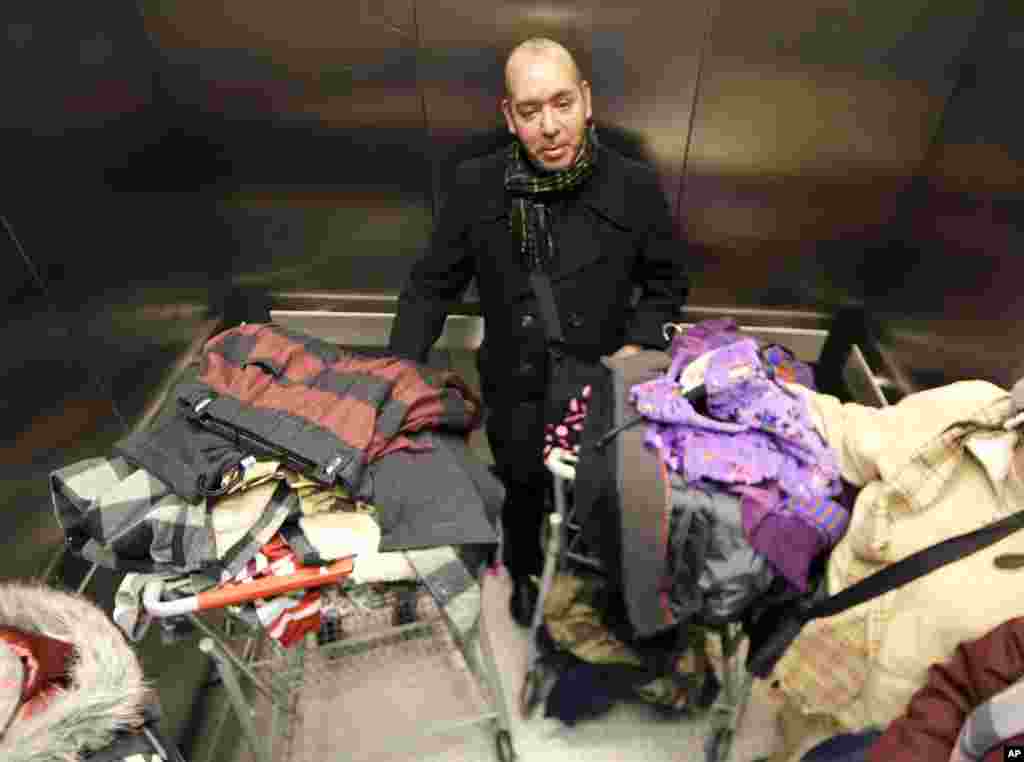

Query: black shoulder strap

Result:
[528,269,565,347]
[804,505,1024,622]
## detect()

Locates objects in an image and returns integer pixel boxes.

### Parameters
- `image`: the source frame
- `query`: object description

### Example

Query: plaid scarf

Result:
[505,124,598,271]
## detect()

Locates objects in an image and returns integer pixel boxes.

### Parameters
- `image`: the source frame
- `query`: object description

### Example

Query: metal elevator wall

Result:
[2,0,1021,749]
[2,0,1011,620]
[131,0,987,308]
[5,0,997,315]
[861,0,1024,390]
[2,0,231,750]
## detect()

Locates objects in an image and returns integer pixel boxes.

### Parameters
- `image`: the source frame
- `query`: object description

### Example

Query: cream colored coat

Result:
[773,380,1024,731]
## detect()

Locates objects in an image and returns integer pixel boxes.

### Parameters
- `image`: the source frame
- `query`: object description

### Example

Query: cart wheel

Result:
[520,668,543,718]
[495,729,517,762]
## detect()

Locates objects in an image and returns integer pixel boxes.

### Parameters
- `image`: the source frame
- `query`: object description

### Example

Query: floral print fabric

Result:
[544,384,592,461]
[631,327,850,591]
[539,319,850,593]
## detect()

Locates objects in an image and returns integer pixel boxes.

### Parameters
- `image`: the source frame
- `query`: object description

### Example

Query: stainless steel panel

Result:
[4,2,156,134]
[271,309,829,361]
[271,310,486,350]
[415,0,712,232]
[685,0,983,309]
[866,0,1024,390]
[142,0,434,295]
[271,291,837,329]
[3,4,225,750]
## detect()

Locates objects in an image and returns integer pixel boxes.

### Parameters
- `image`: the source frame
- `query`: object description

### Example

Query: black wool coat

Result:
[388,141,691,408]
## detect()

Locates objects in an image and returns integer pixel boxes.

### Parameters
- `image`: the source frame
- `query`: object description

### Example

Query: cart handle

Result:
[143,556,355,618]
[544,448,578,482]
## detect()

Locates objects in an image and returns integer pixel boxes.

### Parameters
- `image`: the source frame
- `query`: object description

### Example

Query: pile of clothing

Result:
[544,319,851,618]
[630,319,850,600]
[768,375,1024,752]
[538,572,720,726]
[51,322,502,647]
[536,318,853,724]
[541,319,1024,747]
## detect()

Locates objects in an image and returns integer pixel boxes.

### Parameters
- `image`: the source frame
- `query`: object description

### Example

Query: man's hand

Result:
[609,344,643,360]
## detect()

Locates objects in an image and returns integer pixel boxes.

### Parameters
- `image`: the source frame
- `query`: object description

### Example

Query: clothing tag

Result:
[679,347,723,393]
[727,363,755,381]
[965,431,1018,492]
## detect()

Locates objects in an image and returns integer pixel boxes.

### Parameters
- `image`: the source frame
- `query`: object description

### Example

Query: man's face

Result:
[502,52,592,172]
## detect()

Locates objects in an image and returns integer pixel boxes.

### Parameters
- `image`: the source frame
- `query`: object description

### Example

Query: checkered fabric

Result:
[773,391,1019,728]
[50,457,298,578]
[505,125,597,271]
[886,395,1016,514]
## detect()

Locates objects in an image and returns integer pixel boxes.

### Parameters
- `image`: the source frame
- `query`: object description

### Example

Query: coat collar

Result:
[475,139,635,288]
[476,138,631,224]
[575,144,633,229]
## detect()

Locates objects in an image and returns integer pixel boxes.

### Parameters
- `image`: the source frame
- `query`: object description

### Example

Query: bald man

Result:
[389,38,690,625]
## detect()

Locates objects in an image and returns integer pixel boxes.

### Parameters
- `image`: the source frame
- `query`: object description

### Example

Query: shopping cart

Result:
[140,547,517,762]
[520,447,755,762]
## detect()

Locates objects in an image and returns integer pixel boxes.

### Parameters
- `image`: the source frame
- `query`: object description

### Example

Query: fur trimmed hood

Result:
[0,582,148,762]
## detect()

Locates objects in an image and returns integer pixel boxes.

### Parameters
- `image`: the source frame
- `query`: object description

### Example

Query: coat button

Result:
[568,312,584,328]
[518,362,536,375]
[521,313,535,328]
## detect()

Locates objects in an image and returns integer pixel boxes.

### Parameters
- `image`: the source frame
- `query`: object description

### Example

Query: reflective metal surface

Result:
[4,0,1023,757]
[271,308,831,362]
[686,0,984,309]
[4,1,228,750]
[142,0,434,295]
[864,0,1024,390]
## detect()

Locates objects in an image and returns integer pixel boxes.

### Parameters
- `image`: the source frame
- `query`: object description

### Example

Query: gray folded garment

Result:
[667,480,778,627]
[362,429,502,551]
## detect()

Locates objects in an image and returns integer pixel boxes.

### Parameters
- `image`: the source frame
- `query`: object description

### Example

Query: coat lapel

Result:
[482,145,634,300]
[475,193,534,301]
[548,148,635,284]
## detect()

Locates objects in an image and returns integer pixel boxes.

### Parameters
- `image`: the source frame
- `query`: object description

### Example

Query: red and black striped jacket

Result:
[177,322,482,493]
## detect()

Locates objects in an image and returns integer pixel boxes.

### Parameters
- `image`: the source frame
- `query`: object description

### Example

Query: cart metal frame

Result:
[141,550,517,762]
[520,447,755,762]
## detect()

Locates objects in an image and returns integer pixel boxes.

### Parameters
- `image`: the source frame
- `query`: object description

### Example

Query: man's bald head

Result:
[501,37,592,171]
[504,38,582,97]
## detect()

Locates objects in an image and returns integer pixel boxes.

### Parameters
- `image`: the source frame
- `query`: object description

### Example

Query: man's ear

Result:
[501,98,517,135]
[580,80,593,123]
